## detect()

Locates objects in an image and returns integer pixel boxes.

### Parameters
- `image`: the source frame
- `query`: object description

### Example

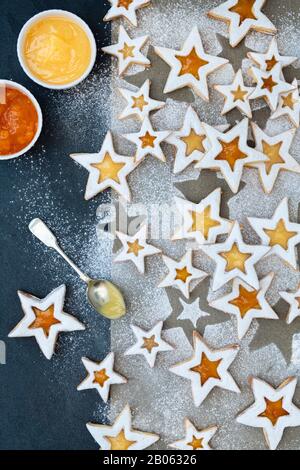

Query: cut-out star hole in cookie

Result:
[124,321,173,368]
[237,376,300,450]
[271,79,300,128]
[104,0,151,27]
[77,353,127,403]
[169,332,240,407]
[87,404,159,450]
[9,285,85,360]
[280,285,300,325]
[169,419,218,451]
[215,69,255,118]
[208,0,276,48]
[154,27,229,101]
[118,79,165,121]
[70,131,136,202]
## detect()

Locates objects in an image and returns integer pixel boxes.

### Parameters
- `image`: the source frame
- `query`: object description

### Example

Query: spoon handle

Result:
[29,218,91,284]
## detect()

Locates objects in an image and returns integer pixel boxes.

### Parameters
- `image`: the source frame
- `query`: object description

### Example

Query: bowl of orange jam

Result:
[0,80,42,160]
[17,10,97,90]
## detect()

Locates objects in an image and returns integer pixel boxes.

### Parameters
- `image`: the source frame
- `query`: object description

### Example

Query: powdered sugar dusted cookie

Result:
[70,131,136,202]
[169,419,218,450]
[87,404,159,450]
[118,79,165,121]
[104,0,151,27]
[208,0,276,48]
[271,79,300,128]
[215,69,254,118]
[154,27,229,101]
[248,37,297,73]
[237,376,300,450]
[280,285,300,325]
[169,332,240,407]
[177,298,210,328]
[77,353,127,403]
[9,285,85,360]
[201,222,270,292]
[248,198,300,270]
[102,26,150,76]
[210,274,278,340]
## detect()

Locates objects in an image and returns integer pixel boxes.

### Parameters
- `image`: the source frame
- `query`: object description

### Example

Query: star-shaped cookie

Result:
[208,0,277,48]
[248,124,300,194]
[280,285,300,325]
[77,353,127,403]
[177,297,210,329]
[215,69,254,118]
[123,116,170,163]
[195,118,267,193]
[118,79,165,121]
[102,26,150,76]
[201,222,270,292]
[169,332,240,407]
[237,376,300,450]
[249,64,295,112]
[173,188,233,245]
[104,0,151,27]
[114,223,161,274]
[9,285,85,360]
[159,250,208,299]
[248,37,297,73]
[210,274,278,339]
[248,198,300,270]
[70,131,136,202]
[154,27,229,101]
[169,419,218,450]
[271,79,300,128]
[87,404,159,450]
[124,321,173,368]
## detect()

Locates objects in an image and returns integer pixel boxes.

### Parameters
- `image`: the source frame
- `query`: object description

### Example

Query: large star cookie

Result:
[215,69,254,118]
[169,419,218,451]
[118,79,165,121]
[104,0,151,27]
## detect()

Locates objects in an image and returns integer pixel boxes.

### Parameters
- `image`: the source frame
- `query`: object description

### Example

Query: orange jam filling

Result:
[262,76,277,92]
[139,131,156,148]
[259,398,289,426]
[231,85,248,102]
[296,297,300,309]
[127,239,144,256]
[176,48,209,80]
[175,266,192,283]
[119,43,135,59]
[132,95,148,111]
[262,141,284,174]
[265,56,278,72]
[229,0,257,25]
[229,285,261,318]
[282,93,297,110]
[189,206,221,240]
[91,153,125,184]
[118,0,134,9]
[188,436,204,450]
[107,430,136,450]
[93,369,110,387]
[142,335,159,353]
[181,130,205,156]
[0,86,39,156]
[264,219,297,250]
[29,304,61,337]
[215,137,247,170]
[191,353,222,386]
[221,243,251,273]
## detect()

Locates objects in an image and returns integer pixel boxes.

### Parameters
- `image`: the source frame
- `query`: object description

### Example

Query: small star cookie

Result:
[77,353,127,403]
[248,124,300,194]
[173,188,233,245]
[248,37,297,73]
[271,79,300,128]
[169,332,240,407]
[104,0,151,27]
[237,376,300,450]
[115,223,161,274]
[201,222,270,292]
[159,250,208,299]
[124,321,173,368]
[280,285,300,325]
[249,64,295,112]
[208,0,276,48]
[70,131,136,202]
[177,298,210,328]
[195,118,267,193]
[215,69,255,118]
[248,198,300,270]
[118,79,165,121]
[102,26,150,76]
[210,274,278,340]
[169,419,218,450]
[9,285,85,360]
[87,404,159,450]
[154,27,229,101]
[123,116,170,163]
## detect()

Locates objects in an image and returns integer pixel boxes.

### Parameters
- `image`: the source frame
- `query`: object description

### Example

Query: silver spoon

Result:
[28,218,126,320]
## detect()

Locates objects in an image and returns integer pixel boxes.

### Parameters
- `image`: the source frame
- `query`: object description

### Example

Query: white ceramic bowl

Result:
[0,80,43,161]
[17,9,97,90]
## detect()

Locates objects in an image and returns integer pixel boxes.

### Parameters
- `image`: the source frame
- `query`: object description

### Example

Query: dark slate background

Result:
[0,0,111,449]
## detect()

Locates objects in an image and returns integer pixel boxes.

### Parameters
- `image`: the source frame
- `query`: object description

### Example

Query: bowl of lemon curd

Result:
[17,10,97,90]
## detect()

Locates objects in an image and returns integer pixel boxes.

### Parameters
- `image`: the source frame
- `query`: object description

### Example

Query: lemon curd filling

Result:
[23,16,92,86]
